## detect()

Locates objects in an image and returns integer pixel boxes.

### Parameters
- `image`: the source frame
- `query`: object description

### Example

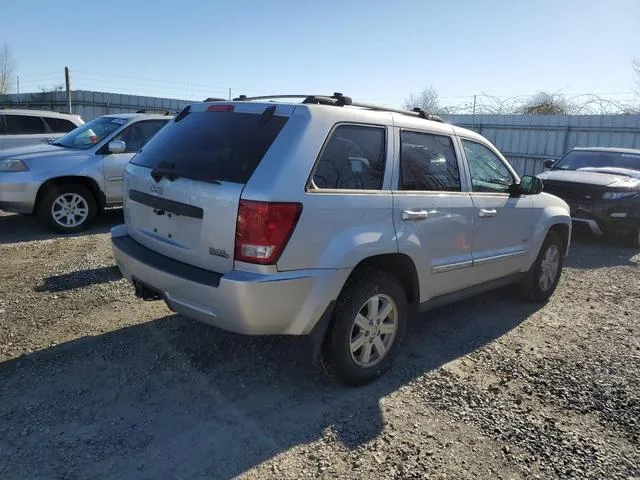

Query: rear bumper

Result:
[0,173,39,214]
[111,225,350,335]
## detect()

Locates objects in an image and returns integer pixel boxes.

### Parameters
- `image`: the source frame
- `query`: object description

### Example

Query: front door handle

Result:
[402,210,429,221]
[478,208,497,218]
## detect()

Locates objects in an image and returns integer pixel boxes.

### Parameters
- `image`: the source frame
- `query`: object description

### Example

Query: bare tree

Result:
[403,86,441,114]
[519,92,573,115]
[0,43,16,94]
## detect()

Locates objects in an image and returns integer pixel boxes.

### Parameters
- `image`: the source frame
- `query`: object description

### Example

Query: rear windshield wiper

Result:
[151,167,180,182]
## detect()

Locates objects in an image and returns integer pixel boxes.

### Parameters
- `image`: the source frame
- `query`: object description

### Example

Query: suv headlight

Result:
[0,159,29,172]
[602,191,639,200]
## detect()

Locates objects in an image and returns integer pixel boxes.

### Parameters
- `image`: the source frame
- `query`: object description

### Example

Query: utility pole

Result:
[228,87,231,101]
[16,76,19,95]
[472,94,477,127]
[64,66,72,114]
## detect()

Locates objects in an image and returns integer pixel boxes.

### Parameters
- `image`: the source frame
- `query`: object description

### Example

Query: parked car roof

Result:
[0,108,83,120]
[572,147,640,155]
[102,113,174,120]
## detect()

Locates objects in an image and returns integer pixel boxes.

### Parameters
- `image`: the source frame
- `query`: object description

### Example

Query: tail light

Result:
[206,104,234,112]
[235,200,302,265]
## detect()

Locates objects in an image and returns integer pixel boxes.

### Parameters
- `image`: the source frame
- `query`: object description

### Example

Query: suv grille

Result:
[542,181,604,202]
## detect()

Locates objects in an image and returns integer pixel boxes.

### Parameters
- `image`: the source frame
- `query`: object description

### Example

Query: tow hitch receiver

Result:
[132,278,163,301]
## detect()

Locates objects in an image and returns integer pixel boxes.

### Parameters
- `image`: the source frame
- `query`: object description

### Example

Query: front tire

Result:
[37,184,97,234]
[522,230,564,303]
[321,269,408,386]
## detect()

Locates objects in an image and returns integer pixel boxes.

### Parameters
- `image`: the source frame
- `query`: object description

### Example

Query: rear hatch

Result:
[124,102,293,274]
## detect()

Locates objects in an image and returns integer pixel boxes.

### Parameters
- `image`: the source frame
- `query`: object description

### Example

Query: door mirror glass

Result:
[108,140,126,154]
[543,159,555,169]
[519,175,543,195]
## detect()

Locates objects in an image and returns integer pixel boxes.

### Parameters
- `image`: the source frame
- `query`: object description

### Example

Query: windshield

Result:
[553,150,640,172]
[53,117,128,149]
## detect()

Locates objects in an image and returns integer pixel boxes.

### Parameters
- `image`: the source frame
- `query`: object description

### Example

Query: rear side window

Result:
[0,115,6,134]
[312,125,386,190]
[43,117,77,133]
[131,111,288,184]
[5,114,47,134]
[400,131,460,191]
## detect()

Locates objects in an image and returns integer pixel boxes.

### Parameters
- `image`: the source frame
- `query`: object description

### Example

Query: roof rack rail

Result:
[203,97,226,102]
[135,109,173,115]
[232,92,443,123]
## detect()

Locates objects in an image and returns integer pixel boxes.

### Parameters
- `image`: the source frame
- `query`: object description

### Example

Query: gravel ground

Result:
[0,210,638,479]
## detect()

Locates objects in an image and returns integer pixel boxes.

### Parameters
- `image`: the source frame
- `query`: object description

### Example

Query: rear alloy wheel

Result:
[38,184,97,233]
[522,230,564,303]
[321,269,408,386]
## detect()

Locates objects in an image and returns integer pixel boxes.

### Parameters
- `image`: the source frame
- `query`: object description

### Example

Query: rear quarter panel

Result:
[242,107,399,271]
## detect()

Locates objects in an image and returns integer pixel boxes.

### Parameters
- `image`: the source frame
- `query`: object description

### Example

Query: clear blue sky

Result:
[2,0,639,107]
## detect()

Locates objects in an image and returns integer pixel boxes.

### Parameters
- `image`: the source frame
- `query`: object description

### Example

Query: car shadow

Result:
[566,231,639,269]
[0,290,539,479]
[34,266,122,293]
[0,209,123,245]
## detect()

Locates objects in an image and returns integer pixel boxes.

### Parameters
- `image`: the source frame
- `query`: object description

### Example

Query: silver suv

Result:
[0,112,170,233]
[111,94,571,385]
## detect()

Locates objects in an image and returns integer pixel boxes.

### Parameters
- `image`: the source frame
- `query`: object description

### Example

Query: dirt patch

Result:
[0,210,638,479]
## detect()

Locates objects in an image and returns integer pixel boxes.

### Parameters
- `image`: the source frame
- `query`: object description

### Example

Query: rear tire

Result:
[521,230,564,303]
[321,268,408,386]
[37,184,97,234]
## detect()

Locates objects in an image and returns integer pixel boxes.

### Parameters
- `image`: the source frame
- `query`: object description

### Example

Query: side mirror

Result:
[107,140,126,154]
[519,175,543,195]
[543,159,555,169]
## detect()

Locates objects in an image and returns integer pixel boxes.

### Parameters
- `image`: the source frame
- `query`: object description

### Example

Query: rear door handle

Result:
[402,210,429,221]
[478,208,497,218]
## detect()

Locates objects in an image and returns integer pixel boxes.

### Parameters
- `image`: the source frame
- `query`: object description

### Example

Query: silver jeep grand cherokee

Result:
[112,94,571,385]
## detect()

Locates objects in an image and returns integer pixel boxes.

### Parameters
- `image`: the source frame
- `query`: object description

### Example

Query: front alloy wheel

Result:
[38,184,97,234]
[538,243,560,292]
[51,193,90,229]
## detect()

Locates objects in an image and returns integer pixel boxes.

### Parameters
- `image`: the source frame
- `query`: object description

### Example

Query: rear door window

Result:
[5,114,47,134]
[400,131,460,191]
[131,111,288,184]
[311,124,386,190]
[43,117,77,133]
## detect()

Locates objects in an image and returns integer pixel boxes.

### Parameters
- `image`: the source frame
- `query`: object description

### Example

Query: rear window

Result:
[131,110,289,184]
[43,117,78,133]
[5,114,47,134]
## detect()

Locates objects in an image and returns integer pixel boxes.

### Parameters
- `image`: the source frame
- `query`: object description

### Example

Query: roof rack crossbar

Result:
[232,94,315,101]
[231,92,444,123]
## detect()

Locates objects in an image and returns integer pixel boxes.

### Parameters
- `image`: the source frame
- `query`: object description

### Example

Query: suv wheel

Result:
[38,184,97,234]
[321,269,408,386]
[522,230,564,303]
